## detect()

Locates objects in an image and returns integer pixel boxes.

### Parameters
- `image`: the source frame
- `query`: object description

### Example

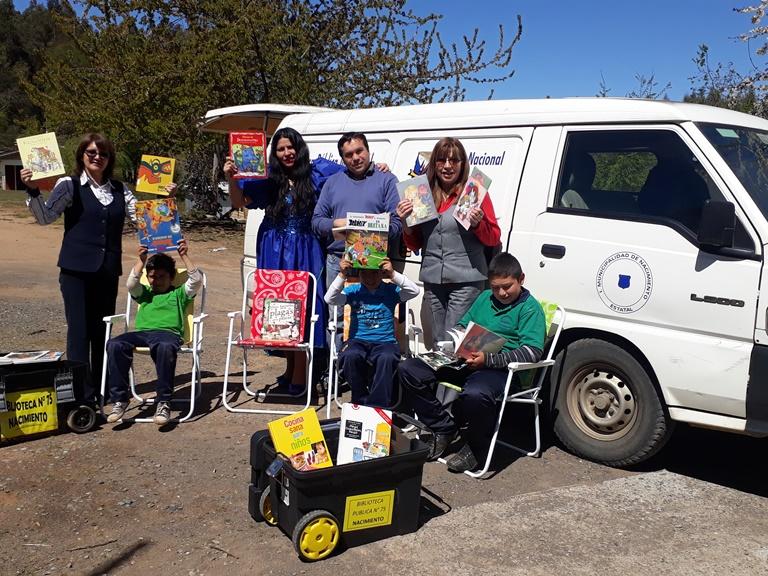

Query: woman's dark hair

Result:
[265,127,315,220]
[426,137,470,206]
[488,252,523,280]
[145,252,177,279]
[73,133,116,180]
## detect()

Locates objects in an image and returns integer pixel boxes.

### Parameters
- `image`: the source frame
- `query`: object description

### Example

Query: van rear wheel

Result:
[551,339,671,467]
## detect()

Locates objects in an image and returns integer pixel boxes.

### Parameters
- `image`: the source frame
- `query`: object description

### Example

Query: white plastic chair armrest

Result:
[103,313,126,324]
[227,310,242,319]
[507,359,556,371]
[193,313,208,324]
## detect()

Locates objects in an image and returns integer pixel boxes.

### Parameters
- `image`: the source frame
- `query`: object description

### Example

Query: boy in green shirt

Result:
[106,240,202,425]
[398,252,545,472]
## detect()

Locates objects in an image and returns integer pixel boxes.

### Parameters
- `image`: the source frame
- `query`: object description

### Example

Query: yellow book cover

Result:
[267,408,333,471]
[16,132,66,181]
[136,154,175,195]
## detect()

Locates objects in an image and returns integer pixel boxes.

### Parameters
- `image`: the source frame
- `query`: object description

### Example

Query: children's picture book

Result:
[0,350,62,364]
[261,298,301,342]
[136,154,175,195]
[454,167,492,230]
[135,198,182,253]
[455,321,506,360]
[16,132,66,182]
[396,174,437,227]
[229,131,267,179]
[343,212,389,269]
[267,408,333,471]
[336,403,392,465]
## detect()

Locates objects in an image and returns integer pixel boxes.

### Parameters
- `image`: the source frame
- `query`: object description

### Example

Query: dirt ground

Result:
[1,204,766,575]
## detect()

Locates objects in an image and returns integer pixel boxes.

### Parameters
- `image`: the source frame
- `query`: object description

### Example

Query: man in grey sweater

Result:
[312,132,402,348]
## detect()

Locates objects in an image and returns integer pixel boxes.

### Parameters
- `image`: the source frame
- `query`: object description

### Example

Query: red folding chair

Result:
[222,269,318,415]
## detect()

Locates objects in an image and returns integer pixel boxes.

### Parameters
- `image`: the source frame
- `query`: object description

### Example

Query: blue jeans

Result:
[106,330,182,403]
[339,339,400,408]
[398,357,510,456]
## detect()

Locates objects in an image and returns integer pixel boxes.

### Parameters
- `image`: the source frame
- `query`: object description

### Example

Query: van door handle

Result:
[541,244,566,259]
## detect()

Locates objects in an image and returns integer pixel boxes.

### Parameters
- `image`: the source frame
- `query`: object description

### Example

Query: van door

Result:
[517,125,762,419]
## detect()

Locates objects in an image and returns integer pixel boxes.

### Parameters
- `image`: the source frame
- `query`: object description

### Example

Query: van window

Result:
[555,129,743,242]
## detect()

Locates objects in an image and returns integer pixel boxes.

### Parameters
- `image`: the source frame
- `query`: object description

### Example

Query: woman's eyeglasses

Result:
[84,149,110,160]
[436,157,462,167]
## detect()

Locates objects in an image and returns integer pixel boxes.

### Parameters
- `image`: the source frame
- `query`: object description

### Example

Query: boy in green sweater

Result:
[398,252,545,472]
[106,240,202,425]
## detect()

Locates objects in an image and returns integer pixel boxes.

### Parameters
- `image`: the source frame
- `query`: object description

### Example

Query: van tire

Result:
[551,339,671,467]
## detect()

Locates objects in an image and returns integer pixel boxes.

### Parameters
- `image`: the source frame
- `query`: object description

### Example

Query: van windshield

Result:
[698,122,768,217]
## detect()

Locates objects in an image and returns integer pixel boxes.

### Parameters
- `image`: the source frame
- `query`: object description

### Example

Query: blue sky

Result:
[423,0,755,100]
[12,0,758,102]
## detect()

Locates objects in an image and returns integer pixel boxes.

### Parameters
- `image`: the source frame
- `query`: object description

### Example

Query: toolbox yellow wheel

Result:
[292,510,340,562]
[259,486,278,526]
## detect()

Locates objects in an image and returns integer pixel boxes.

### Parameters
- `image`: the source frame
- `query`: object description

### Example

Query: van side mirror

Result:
[697,200,735,248]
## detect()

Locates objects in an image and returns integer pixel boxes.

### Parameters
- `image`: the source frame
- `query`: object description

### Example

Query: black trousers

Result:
[59,267,119,401]
[398,357,510,456]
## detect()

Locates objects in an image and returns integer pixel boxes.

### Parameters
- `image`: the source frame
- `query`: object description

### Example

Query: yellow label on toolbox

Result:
[343,489,395,532]
[0,387,58,440]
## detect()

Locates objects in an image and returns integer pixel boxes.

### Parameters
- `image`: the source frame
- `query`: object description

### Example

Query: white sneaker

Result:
[153,401,171,426]
[107,402,128,423]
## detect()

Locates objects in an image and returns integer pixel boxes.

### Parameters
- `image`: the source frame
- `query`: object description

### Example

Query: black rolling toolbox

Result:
[0,359,96,441]
[249,417,429,561]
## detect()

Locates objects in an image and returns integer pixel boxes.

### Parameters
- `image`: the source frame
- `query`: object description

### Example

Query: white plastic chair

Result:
[100,268,208,423]
[439,303,565,478]
[222,269,317,415]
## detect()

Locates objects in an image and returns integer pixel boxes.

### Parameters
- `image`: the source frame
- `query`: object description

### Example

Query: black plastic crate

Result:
[249,418,429,561]
[0,359,96,440]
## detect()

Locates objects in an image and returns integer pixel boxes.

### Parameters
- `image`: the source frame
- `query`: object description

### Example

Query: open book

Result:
[417,321,506,370]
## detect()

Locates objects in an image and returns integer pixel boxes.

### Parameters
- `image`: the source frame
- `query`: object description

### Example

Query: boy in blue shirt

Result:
[325,258,419,408]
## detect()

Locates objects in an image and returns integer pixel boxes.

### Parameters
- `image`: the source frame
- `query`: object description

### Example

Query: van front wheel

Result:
[552,339,671,467]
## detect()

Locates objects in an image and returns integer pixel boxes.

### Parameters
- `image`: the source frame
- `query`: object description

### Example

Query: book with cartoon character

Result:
[16,132,66,182]
[261,298,301,342]
[342,212,389,270]
[135,198,183,253]
[229,131,267,179]
[267,408,333,471]
[136,154,175,195]
[454,167,491,230]
[396,174,438,227]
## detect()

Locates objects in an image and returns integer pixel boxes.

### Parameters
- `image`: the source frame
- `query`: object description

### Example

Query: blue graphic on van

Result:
[618,274,631,289]
[408,153,429,178]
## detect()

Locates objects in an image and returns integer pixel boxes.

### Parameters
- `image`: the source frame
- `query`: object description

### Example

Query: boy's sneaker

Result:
[107,402,128,423]
[153,401,171,426]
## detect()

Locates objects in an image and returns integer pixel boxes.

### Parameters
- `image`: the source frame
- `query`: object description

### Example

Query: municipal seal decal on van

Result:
[596,252,653,314]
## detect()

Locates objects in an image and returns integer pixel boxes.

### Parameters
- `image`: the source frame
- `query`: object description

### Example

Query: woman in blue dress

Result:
[225,127,342,391]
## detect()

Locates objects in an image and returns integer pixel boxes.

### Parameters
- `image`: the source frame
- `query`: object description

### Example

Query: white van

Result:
[202,98,768,466]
